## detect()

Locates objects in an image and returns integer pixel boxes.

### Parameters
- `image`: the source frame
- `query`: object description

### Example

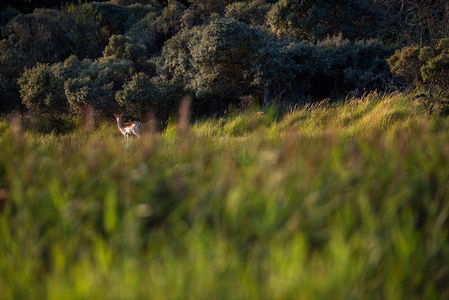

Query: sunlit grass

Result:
[1,92,449,299]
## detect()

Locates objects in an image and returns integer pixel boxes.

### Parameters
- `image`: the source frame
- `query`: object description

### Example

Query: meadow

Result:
[1,92,449,299]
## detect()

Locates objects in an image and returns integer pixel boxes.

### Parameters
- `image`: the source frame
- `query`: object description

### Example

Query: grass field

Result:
[1,92,449,299]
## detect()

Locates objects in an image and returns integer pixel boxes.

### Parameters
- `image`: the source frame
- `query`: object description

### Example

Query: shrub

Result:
[150,75,185,122]
[65,56,135,115]
[188,0,225,17]
[224,0,271,26]
[64,77,95,115]
[162,18,286,106]
[63,2,104,59]
[387,46,428,87]
[421,38,449,91]
[388,38,449,115]
[103,34,155,74]
[90,2,138,35]
[115,72,157,118]
[125,12,160,56]
[154,0,187,38]
[0,40,29,114]
[18,62,67,113]
[318,36,391,93]
[124,1,188,56]
[18,53,140,118]
[266,0,383,42]
[2,9,74,64]
[103,34,146,60]
[161,20,391,112]
[274,35,391,100]
[17,62,75,133]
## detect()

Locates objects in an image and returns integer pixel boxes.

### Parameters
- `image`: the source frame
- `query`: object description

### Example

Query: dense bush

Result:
[115,72,157,118]
[18,54,134,117]
[263,36,391,102]
[90,2,146,35]
[63,2,104,59]
[266,0,384,42]
[18,46,166,120]
[1,3,107,63]
[421,39,449,91]
[125,12,160,55]
[64,56,135,115]
[312,36,391,94]
[103,34,155,74]
[162,18,288,107]
[18,62,67,113]
[115,72,184,122]
[0,5,19,29]
[163,21,391,109]
[188,0,225,16]
[387,46,429,87]
[0,40,28,113]
[1,0,448,118]
[124,1,187,56]
[388,38,449,115]
[377,0,449,47]
[154,0,186,38]
[224,0,272,26]
[2,9,74,64]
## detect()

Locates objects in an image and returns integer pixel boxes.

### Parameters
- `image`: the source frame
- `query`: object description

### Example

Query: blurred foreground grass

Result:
[1,92,449,299]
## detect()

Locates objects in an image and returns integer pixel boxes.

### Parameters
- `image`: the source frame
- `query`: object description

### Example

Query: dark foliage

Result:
[388,38,449,115]
[0,1,447,118]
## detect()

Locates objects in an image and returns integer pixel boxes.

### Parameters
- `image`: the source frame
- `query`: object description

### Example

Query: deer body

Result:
[115,114,141,138]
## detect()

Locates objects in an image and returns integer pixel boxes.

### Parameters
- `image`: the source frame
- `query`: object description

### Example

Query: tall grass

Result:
[1,92,449,299]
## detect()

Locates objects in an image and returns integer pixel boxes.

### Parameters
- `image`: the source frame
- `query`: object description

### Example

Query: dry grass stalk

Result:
[83,106,95,133]
[144,111,158,137]
[10,112,24,144]
[177,96,192,137]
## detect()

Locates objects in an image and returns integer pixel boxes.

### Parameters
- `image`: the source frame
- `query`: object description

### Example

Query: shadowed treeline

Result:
[1,0,449,123]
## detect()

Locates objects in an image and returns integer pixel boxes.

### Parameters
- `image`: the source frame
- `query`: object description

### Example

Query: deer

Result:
[114,113,141,139]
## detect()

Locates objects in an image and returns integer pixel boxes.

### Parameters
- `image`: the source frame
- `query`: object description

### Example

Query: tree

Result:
[273,35,391,100]
[387,46,429,87]
[125,1,186,56]
[65,56,135,115]
[115,72,157,118]
[188,0,225,16]
[0,39,28,114]
[162,18,287,108]
[266,0,383,42]
[376,0,449,47]
[421,38,449,89]
[61,2,103,59]
[161,18,391,110]
[103,35,144,60]
[18,62,67,113]
[125,12,160,55]
[388,38,449,115]
[420,39,449,115]
[155,0,187,38]
[2,9,74,64]
[224,0,272,26]
[103,34,155,74]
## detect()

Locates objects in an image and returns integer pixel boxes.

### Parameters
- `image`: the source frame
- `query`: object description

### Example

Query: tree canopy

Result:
[0,0,448,120]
